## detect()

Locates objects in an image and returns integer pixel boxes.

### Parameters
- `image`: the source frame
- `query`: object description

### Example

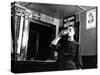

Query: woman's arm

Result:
[51,36,61,45]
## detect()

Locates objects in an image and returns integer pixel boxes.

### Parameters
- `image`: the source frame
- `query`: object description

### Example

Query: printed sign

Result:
[86,8,96,29]
[63,15,75,28]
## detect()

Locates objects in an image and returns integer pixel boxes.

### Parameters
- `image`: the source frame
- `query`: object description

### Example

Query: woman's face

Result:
[61,26,75,37]
[67,26,75,36]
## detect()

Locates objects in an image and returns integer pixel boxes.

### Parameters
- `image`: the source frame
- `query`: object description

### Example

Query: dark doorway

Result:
[26,22,56,60]
[26,31,38,60]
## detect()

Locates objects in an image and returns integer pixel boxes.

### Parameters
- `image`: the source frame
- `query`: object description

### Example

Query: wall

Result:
[80,9,97,56]
[58,10,97,56]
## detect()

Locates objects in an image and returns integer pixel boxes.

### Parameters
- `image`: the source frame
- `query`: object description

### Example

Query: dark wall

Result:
[80,10,97,56]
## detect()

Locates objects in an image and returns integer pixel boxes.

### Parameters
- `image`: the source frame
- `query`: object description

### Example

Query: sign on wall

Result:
[86,8,96,29]
[63,15,75,28]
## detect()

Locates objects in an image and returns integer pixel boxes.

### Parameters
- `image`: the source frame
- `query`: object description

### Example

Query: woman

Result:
[51,25,82,70]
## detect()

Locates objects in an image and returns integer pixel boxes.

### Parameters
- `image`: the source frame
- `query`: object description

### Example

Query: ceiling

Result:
[16,2,95,19]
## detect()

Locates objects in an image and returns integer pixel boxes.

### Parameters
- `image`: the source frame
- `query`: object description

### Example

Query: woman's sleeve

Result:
[50,38,61,52]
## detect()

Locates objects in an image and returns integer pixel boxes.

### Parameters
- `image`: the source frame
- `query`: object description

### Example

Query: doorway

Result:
[26,31,39,60]
[26,22,56,60]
